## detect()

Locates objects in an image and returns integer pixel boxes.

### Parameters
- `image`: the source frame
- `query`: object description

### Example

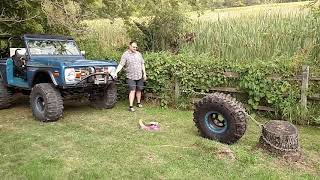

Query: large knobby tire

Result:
[193,92,247,144]
[30,83,63,122]
[0,78,13,109]
[90,82,117,109]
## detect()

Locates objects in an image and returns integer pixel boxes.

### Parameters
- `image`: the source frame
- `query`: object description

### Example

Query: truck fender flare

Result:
[31,70,58,86]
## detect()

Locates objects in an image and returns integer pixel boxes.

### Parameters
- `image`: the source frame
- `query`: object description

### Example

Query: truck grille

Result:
[74,66,108,81]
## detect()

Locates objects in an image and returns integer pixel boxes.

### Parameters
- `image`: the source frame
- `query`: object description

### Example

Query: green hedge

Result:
[139,52,319,125]
[77,37,320,125]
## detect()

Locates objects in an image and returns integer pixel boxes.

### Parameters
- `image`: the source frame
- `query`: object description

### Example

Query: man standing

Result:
[113,41,147,112]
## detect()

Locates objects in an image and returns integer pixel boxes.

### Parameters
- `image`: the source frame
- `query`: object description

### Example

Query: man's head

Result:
[128,41,138,53]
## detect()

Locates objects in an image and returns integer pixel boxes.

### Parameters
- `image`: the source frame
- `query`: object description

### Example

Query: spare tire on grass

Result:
[193,92,247,144]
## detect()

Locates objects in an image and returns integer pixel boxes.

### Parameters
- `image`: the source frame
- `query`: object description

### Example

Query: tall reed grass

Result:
[83,2,316,63]
[183,10,316,61]
[84,19,130,50]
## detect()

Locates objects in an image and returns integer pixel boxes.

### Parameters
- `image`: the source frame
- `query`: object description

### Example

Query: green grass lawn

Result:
[0,97,319,179]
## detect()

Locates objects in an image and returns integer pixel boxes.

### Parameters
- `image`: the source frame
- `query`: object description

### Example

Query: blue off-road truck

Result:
[0,34,117,122]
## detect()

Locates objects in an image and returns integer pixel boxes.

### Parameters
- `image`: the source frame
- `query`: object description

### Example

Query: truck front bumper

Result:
[62,72,116,89]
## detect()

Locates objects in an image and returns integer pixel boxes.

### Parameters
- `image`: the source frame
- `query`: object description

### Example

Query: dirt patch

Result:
[216,146,235,161]
[147,153,156,161]
[274,154,319,176]
[253,146,319,177]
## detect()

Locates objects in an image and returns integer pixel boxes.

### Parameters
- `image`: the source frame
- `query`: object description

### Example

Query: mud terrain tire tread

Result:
[193,92,247,144]
[30,83,63,122]
[90,82,117,109]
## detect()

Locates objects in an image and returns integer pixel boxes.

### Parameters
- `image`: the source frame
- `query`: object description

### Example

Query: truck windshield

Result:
[26,39,81,56]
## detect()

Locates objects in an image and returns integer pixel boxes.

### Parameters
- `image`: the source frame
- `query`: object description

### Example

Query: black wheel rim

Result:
[35,95,45,112]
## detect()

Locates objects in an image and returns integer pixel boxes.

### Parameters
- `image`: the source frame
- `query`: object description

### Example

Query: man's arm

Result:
[112,53,126,78]
[115,64,123,74]
[111,64,123,79]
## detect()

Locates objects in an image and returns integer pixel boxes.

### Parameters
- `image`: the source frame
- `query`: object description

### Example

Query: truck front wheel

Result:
[30,83,63,122]
[90,82,117,109]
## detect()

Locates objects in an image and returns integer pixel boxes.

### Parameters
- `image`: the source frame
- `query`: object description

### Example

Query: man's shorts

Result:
[127,79,144,91]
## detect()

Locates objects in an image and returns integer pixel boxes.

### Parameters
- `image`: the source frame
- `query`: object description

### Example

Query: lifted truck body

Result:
[0,34,118,121]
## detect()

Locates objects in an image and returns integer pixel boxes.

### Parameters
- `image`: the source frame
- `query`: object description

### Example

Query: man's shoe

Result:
[129,107,135,112]
[137,103,143,108]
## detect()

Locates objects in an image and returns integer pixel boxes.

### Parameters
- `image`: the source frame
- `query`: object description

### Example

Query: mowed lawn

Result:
[0,97,319,179]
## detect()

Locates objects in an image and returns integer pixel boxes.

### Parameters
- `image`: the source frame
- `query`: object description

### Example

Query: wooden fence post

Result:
[301,65,309,110]
[174,77,180,102]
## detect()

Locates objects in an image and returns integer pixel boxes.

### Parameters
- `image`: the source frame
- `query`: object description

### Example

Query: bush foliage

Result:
[141,52,318,125]
[76,2,320,125]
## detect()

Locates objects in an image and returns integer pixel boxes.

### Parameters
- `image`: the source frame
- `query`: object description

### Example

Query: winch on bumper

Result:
[60,70,117,106]
[63,66,116,87]
[76,72,112,85]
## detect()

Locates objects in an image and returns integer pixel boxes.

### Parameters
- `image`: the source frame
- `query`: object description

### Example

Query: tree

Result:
[126,2,188,52]
[0,0,46,35]
[0,0,98,35]
[0,0,212,52]
[97,0,213,52]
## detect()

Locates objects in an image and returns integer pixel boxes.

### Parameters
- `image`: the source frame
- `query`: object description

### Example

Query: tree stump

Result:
[259,120,301,161]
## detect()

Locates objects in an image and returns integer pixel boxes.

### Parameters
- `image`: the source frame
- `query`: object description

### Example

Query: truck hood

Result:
[29,56,117,67]
[63,59,117,67]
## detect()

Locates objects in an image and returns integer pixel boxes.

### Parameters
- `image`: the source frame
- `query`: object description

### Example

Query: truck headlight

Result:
[108,66,116,74]
[65,68,76,83]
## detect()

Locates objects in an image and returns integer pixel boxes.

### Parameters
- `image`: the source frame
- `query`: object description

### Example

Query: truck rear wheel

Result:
[30,83,63,122]
[193,93,247,144]
[0,78,13,109]
[90,82,117,109]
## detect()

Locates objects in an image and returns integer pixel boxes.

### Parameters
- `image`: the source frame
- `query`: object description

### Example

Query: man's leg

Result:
[136,90,141,104]
[136,78,144,107]
[127,79,137,111]
[129,90,136,107]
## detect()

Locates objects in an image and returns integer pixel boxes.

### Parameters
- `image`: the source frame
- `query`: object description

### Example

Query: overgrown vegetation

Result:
[79,2,320,125]
[1,1,320,125]
[183,12,315,61]
[0,0,92,35]
[139,52,320,125]
[1,1,319,178]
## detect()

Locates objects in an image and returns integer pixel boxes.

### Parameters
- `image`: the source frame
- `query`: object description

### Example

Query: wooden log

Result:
[301,65,309,110]
[259,120,301,161]
[256,106,275,112]
[222,70,320,81]
[308,93,320,100]
[175,77,180,101]
[223,71,240,78]
[209,87,244,93]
